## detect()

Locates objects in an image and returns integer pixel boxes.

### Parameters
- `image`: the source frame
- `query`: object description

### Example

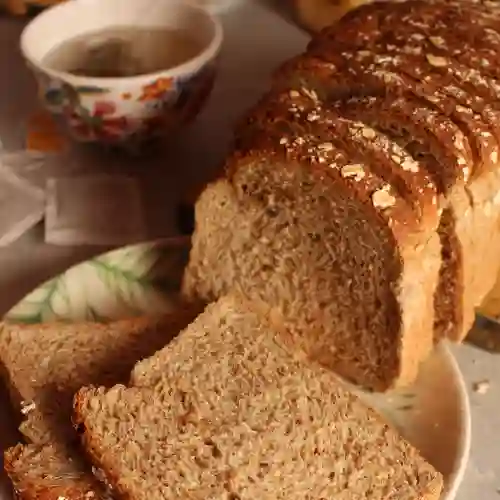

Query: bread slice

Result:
[183,120,441,391]
[75,294,443,500]
[0,308,201,500]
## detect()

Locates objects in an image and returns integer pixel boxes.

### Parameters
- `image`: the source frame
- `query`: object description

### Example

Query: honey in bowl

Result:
[42,26,205,78]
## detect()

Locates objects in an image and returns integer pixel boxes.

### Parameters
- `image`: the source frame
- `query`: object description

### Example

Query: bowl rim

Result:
[20,0,223,88]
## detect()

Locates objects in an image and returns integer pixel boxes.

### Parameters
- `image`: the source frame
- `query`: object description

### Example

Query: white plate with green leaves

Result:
[2,237,470,500]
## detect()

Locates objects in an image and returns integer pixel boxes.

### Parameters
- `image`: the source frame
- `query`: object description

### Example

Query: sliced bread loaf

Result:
[307,0,500,341]
[75,294,443,500]
[273,46,500,342]
[0,308,201,500]
[183,0,500,391]
[183,105,441,391]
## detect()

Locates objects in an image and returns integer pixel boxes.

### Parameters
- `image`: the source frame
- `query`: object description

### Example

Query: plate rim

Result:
[439,341,472,500]
[2,237,472,499]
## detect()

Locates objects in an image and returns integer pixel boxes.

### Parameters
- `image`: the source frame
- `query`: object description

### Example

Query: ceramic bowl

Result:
[20,0,223,146]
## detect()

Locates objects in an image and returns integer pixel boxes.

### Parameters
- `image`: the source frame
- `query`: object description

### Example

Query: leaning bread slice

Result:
[75,294,443,500]
[0,310,201,445]
[1,307,201,500]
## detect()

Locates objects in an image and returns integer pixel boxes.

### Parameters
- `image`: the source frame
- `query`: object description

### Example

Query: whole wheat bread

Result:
[74,294,443,500]
[306,0,500,341]
[183,0,500,391]
[0,308,201,500]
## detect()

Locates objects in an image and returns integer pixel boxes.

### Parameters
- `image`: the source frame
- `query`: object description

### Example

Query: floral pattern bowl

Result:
[20,0,223,146]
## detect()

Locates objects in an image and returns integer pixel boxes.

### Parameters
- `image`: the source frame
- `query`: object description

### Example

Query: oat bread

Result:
[185,140,440,390]
[307,0,500,341]
[75,294,443,500]
[183,0,500,390]
[1,308,201,500]
[274,49,499,342]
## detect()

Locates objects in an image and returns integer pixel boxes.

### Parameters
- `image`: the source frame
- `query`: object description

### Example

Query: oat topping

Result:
[20,400,36,415]
[289,90,300,99]
[307,110,321,122]
[401,158,420,173]
[356,50,371,59]
[341,164,366,181]
[372,186,396,209]
[318,142,334,151]
[490,150,499,164]
[402,45,422,56]
[462,166,470,181]
[409,32,425,41]
[301,87,319,102]
[455,104,472,115]
[426,54,448,67]
[361,127,376,140]
[429,36,446,49]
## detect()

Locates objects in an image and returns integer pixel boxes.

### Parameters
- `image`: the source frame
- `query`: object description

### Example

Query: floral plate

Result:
[2,238,470,500]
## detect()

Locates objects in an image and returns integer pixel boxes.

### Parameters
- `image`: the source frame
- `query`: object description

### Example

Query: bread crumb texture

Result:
[75,295,443,500]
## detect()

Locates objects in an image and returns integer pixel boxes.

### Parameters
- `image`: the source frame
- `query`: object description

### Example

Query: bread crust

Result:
[237,88,440,228]
[4,444,106,500]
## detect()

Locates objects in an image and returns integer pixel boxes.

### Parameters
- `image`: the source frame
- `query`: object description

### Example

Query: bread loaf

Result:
[183,0,500,391]
[0,309,201,500]
[74,294,443,500]
[308,0,500,342]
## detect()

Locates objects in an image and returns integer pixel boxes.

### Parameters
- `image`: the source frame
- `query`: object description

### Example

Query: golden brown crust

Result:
[305,45,498,180]
[275,49,484,189]
[73,389,129,500]
[240,87,440,229]
[312,0,500,171]
[229,93,419,243]
[4,444,106,500]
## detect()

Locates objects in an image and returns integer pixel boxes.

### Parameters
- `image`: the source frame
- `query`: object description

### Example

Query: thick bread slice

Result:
[75,294,443,500]
[183,167,440,391]
[1,308,201,500]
